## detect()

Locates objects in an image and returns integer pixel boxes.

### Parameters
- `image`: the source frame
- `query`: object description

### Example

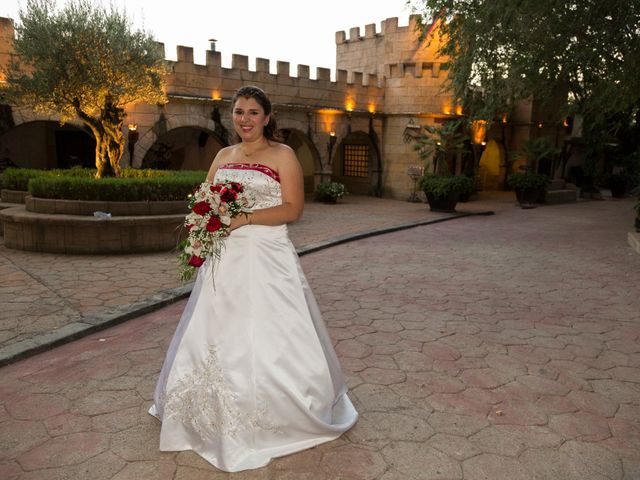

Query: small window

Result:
[343,144,369,177]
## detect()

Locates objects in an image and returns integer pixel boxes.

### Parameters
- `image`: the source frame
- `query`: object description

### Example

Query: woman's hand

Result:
[228,213,251,232]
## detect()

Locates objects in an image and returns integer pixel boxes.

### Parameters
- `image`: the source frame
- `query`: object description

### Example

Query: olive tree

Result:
[3,0,168,177]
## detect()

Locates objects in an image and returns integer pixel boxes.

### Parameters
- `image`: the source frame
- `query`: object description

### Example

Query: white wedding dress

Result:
[149,163,358,472]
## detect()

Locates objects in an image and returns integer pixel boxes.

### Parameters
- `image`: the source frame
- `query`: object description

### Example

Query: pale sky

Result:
[2,0,414,76]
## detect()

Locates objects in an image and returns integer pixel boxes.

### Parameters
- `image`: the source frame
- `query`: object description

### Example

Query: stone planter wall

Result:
[0,206,186,254]
[25,196,189,216]
[1,189,29,204]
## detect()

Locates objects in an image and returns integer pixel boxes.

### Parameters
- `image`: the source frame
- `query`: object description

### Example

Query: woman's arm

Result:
[230,145,304,230]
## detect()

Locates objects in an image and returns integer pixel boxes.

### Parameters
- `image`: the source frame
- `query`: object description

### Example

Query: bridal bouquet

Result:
[178,180,254,282]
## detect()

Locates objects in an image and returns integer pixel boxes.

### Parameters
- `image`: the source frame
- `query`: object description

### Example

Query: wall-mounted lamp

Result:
[402,120,422,144]
[327,132,337,160]
[127,124,139,166]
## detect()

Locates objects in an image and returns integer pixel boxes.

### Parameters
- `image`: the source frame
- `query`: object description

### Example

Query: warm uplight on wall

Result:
[345,99,355,112]
[368,103,376,114]
[471,120,487,144]
[442,104,452,115]
[211,90,221,101]
[501,115,508,124]
[563,118,570,128]
[454,105,463,116]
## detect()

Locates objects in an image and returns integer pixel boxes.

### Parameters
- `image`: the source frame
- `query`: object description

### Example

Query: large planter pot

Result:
[610,183,627,198]
[514,187,545,205]
[425,191,459,213]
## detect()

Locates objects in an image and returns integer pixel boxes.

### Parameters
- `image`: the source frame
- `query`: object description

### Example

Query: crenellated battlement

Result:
[154,42,384,90]
[335,15,424,44]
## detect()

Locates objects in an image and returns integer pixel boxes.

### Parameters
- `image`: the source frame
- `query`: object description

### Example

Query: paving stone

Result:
[463,453,532,480]
[566,390,619,417]
[111,461,176,480]
[18,451,126,480]
[591,379,640,404]
[381,441,462,479]
[548,411,612,441]
[428,433,482,461]
[359,367,406,385]
[392,351,433,372]
[0,460,22,480]
[320,444,386,480]
[469,425,562,457]
[347,411,434,447]
[17,432,110,470]
[71,390,143,416]
[0,419,50,460]
[43,412,92,436]
[460,368,514,389]
[488,399,548,426]
[560,440,624,480]
[427,393,490,417]
[110,424,173,461]
[428,412,489,437]
[515,374,571,395]
[351,384,401,411]
[519,448,610,480]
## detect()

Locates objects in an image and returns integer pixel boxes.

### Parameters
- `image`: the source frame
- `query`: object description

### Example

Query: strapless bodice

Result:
[214,163,281,210]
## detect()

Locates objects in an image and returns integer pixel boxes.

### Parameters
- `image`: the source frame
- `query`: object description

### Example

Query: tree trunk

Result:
[73,99,125,178]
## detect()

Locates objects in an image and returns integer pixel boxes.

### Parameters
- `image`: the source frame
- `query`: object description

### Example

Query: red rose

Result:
[230,182,244,193]
[188,255,205,267]
[186,224,194,232]
[210,184,223,193]
[206,216,222,232]
[192,201,211,216]
[220,188,238,203]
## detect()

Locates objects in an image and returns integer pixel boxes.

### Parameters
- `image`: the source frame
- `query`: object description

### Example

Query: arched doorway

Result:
[478,139,505,190]
[331,131,380,196]
[280,128,320,194]
[0,121,95,170]
[142,127,226,171]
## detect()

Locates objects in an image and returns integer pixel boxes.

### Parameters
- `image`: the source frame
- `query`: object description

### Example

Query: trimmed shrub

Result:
[1,168,47,191]
[27,169,206,201]
[418,174,475,197]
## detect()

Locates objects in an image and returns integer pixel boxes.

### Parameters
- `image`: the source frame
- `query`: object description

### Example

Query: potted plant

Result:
[601,172,633,198]
[507,170,551,207]
[314,181,347,204]
[418,174,475,212]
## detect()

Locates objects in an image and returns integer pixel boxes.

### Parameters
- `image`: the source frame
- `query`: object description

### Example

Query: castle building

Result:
[0,14,569,199]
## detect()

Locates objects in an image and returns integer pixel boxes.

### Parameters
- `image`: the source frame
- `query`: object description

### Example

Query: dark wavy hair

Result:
[231,85,281,142]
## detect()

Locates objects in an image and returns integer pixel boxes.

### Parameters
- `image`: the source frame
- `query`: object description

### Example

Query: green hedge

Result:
[0,167,206,201]
[418,174,475,197]
[507,172,551,190]
[1,168,49,190]
[28,170,206,201]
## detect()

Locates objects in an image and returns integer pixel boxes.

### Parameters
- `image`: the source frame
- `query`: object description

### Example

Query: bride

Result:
[149,85,358,472]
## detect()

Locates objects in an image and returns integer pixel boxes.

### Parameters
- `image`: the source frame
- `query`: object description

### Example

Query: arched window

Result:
[343,144,369,177]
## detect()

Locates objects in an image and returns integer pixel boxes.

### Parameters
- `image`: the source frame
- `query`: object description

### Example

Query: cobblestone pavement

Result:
[0,193,502,363]
[0,194,638,479]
